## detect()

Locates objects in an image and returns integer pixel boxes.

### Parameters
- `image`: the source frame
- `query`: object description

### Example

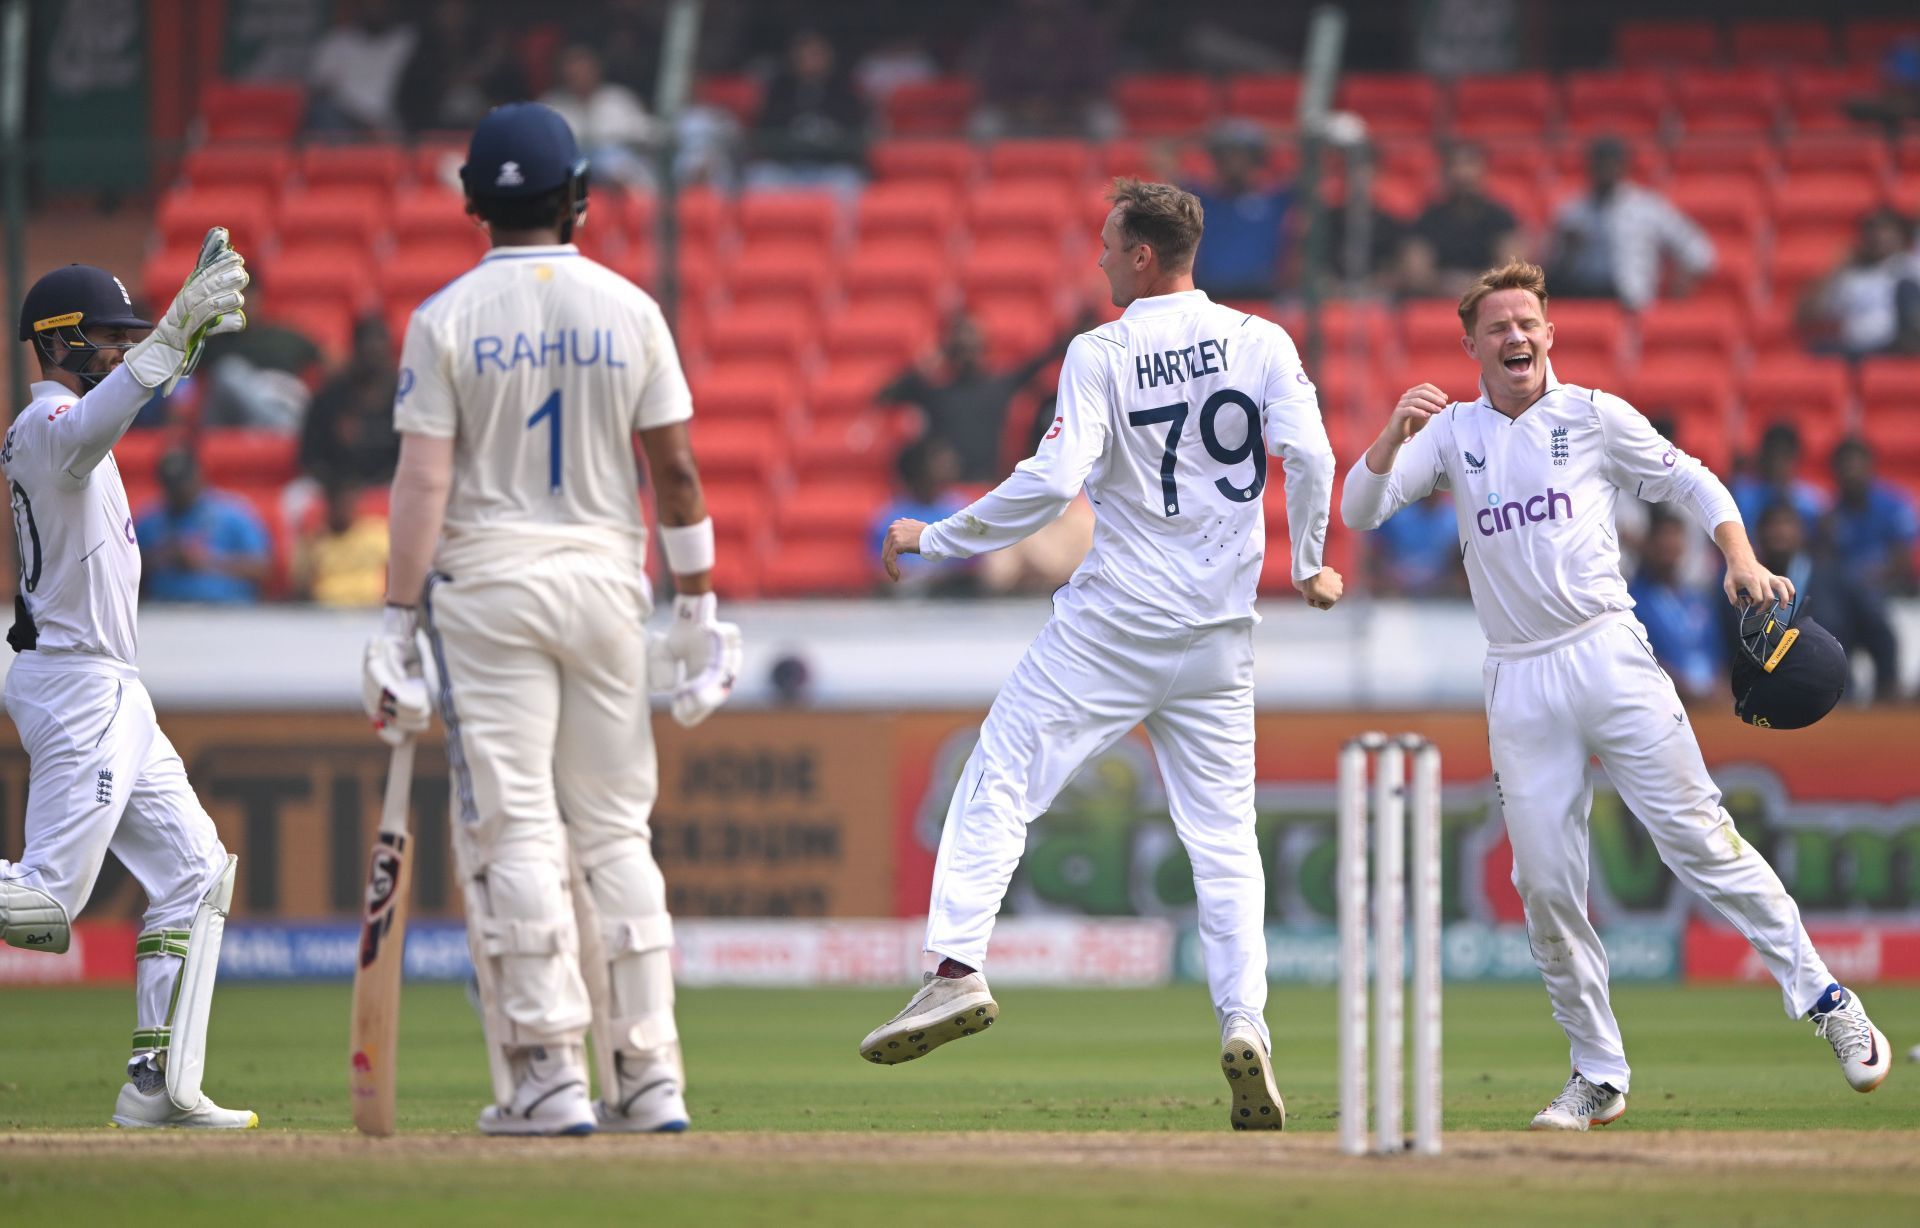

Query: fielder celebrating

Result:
[863,179,1342,1131]
[1341,259,1891,1130]
[1,253,255,1128]
[362,102,740,1136]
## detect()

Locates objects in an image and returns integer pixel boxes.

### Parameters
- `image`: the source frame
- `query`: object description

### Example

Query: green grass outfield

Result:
[3,982,1918,1226]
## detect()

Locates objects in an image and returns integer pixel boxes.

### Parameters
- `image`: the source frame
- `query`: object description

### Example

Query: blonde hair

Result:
[1108,177,1205,271]
[1458,258,1549,330]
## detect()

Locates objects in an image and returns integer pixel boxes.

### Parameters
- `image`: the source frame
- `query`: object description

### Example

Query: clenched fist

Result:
[1296,567,1344,611]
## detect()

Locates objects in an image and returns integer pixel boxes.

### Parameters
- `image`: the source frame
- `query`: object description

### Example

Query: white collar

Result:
[1121,289,1211,319]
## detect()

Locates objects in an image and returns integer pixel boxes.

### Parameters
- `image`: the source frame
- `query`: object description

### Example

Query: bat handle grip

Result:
[379,740,416,837]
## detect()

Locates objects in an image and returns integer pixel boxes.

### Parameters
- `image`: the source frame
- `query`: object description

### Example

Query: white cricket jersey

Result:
[393,243,692,579]
[3,371,150,668]
[1341,364,1740,655]
[920,290,1336,631]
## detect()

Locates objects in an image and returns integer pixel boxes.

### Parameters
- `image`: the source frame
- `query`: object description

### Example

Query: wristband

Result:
[660,518,716,575]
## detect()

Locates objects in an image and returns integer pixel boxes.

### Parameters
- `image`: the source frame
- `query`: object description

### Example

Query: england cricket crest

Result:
[358,832,409,969]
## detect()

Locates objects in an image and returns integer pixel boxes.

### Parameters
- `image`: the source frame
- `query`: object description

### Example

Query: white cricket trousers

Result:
[1486,613,1834,1091]
[2,651,228,1043]
[421,549,665,1047]
[925,591,1269,1042]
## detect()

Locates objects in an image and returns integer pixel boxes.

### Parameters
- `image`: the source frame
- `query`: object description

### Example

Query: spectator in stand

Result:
[745,29,870,194]
[853,34,938,104]
[1549,137,1713,309]
[1628,506,1728,704]
[969,0,1117,138]
[396,0,528,135]
[880,312,1084,483]
[1845,33,1920,139]
[1827,437,1918,596]
[291,482,389,608]
[1731,423,1827,535]
[1368,493,1467,597]
[542,43,662,188]
[872,437,974,595]
[135,450,273,606]
[304,0,418,138]
[1187,122,1293,300]
[299,315,400,491]
[1756,502,1902,702]
[1798,209,1920,357]
[1397,142,1523,299]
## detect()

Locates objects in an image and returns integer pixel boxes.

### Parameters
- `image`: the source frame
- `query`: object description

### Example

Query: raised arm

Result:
[884,335,1109,578]
[1340,384,1451,531]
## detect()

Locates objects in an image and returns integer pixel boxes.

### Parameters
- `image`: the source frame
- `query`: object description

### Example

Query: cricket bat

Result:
[350,738,416,1137]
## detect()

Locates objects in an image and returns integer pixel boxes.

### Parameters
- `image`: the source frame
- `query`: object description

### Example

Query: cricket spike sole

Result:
[860,999,998,1065]
[1221,1037,1286,1131]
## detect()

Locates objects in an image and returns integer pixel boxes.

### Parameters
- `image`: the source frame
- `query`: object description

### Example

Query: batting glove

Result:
[123,242,249,390]
[362,605,434,747]
[648,593,743,727]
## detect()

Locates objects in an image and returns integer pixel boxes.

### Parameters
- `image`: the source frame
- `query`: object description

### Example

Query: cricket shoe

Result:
[478,1045,596,1136]
[1529,1072,1625,1131]
[110,1083,257,1129]
[1809,985,1891,1093]
[595,1048,690,1133]
[859,970,998,1065]
[1220,1015,1284,1131]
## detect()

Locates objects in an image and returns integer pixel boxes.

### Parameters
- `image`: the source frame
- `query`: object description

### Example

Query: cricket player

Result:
[361,102,740,1136]
[1,255,256,1128]
[1340,259,1891,1130]
[862,178,1343,1131]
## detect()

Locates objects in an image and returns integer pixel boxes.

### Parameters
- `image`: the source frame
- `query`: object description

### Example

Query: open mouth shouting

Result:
[1502,349,1535,376]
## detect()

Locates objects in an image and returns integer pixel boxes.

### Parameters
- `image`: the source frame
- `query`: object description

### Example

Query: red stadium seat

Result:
[265,246,378,315]
[842,243,949,317]
[1096,139,1157,182]
[201,430,297,487]
[1636,301,1745,367]
[689,421,790,487]
[1665,177,1770,248]
[262,300,353,360]
[757,540,874,597]
[1785,67,1883,133]
[693,74,764,127]
[1615,21,1720,66]
[1773,174,1885,230]
[1688,247,1761,325]
[1451,74,1557,138]
[1860,359,1920,416]
[675,189,735,252]
[857,182,961,247]
[884,78,978,137]
[966,182,1073,246]
[705,309,816,371]
[724,245,836,313]
[1401,299,1466,355]
[869,139,979,192]
[691,365,799,431]
[298,144,405,193]
[1780,135,1891,180]
[198,81,305,144]
[1336,75,1440,139]
[738,193,842,248]
[1742,356,1851,423]
[1224,75,1301,123]
[1563,70,1672,137]
[1114,75,1218,137]
[277,187,391,249]
[113,430,172,488]
[1844,21,1920,63]
[807,364,906,432]
[157,186,273,256]
[139,246,203,309]
[1730,21,1834,63]
[775,481,891,543]
[1667,138,1778,188]
[986,140,1094,189]
[413,141,467,192]
[391,188,480,246]
[379,245,481,312]
[1626,362,1736,439]
[180,145,294,197]
[823,306,937,368]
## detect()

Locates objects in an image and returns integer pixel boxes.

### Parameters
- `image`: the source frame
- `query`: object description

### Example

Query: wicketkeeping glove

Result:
[648,593,743,727]
[361,606,435,746]
[123,230,248,391]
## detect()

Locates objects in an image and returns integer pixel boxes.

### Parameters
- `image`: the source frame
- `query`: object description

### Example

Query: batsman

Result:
[361,102,741,1136]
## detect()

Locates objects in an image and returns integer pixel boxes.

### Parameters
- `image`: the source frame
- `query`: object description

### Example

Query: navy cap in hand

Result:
[1732,598,1849,730]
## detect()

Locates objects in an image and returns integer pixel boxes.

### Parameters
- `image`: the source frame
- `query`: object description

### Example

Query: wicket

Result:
[1337,732,1443,1156]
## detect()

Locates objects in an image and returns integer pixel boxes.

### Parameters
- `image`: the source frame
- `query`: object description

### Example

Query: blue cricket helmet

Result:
[460,101,590,200]
[18,264,154,387]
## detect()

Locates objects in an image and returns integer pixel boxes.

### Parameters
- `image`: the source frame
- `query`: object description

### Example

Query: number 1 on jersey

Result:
[527,391,562,493]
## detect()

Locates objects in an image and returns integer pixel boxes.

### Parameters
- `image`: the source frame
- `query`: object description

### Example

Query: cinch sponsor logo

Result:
[1476,488,1573,536]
